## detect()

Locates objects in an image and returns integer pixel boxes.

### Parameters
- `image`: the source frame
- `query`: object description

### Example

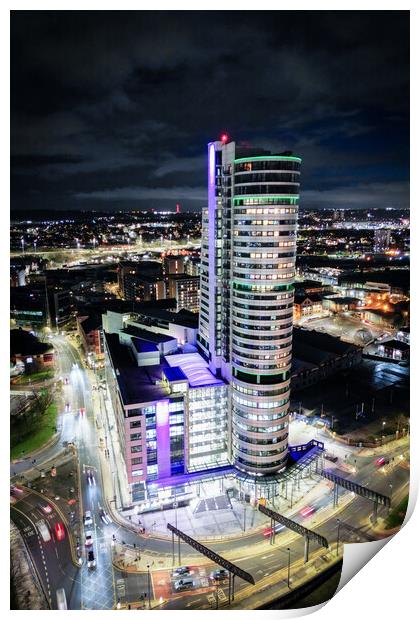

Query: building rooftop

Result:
[123,325,174,343]
[381,339,410,351]
[292,327,360,366]
[163,366,188,383]
[295,280,324,290]
[135,307,199,329]
[104,332,169,406]
[131,338,158,353]
[294,293,323,304]
[10,328,53,356]
[168,274,200,281]
[339,269,410,292]
[78,313,102,334]
[164,352,225,388]
[324,296,361,304]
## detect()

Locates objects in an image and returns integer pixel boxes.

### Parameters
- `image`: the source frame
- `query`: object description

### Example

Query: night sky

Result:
[11,11,410,213]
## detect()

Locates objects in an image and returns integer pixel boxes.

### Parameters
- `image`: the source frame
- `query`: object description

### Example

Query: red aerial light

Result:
[220,133,228,143]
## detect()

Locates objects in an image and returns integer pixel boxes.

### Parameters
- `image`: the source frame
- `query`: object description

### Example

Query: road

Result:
[10,335,410,610]
[11,488,80,609]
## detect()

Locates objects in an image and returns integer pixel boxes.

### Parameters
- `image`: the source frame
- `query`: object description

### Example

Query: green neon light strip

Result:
[233,195,299,203]
[233,281,294,291]
[234,156,302,163]
[233,368,289,380]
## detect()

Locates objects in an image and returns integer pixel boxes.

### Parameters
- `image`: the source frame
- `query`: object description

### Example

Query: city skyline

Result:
[10,10,410,613]
[11,11,409,213]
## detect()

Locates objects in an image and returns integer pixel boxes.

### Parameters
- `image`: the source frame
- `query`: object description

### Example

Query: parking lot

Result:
[300,313,388,345]
[291,358,409,438]
[152,565,229,605]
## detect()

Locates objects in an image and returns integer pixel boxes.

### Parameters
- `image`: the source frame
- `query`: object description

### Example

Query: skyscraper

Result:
[198,139,301,475]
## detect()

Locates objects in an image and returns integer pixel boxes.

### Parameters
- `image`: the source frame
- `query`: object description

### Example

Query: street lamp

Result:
[336,519,341,556]
[147,564,152,609]
[287,548,291,588]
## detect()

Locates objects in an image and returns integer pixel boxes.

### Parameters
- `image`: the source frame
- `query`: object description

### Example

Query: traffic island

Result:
[10,521,49,610]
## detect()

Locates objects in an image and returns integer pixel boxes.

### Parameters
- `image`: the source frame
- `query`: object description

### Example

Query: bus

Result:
[56,588,67,610]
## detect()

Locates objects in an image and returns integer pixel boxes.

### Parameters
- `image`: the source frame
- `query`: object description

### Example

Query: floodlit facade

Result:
[198,139,301,475]
[104,323,228,503]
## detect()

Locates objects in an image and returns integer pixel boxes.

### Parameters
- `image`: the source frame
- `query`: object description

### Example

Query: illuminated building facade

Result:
[168,274,200,313]
[198,139,301,475]
[104,328,228,504]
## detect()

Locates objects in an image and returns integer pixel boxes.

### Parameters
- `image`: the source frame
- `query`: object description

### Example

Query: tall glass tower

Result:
[198,138,301,475]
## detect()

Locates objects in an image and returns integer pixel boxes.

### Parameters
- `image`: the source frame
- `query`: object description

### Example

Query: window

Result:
[130,420,141,429]
[143,406,156,415]
[131,445,142,454]
[132,469,143,477]
[131,457,143,465]
[130,432,142,441]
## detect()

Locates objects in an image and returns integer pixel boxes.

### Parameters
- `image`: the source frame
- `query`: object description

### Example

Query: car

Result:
[98,507,111,525]
[324,453,338,463]
[65,402,70,412]
[300,505,316,519]
[54,522,66,541]
[172,566,191,577]
[263,523,285,537]
[86,471,96,486]
[36,519,51,542]
[84,531,94,547]
[39,502,53,514]
[84,511,93,527]
[210,569,229,582]
[10,485,24,496]
[173,578,194,592]
[79,407,86,417]
[87,550,96,569]
[375,457,389,468]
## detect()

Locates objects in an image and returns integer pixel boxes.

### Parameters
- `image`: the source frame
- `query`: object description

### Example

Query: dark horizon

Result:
[11,11,410,214]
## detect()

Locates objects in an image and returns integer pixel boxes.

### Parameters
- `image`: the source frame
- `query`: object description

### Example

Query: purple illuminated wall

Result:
[156,400,171,478]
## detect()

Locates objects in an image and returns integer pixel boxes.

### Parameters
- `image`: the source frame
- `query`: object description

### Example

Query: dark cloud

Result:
[11,10,410,212]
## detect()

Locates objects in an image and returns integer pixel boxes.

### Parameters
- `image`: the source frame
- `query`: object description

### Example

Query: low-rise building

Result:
[104,330,228,505]
[377,339,409,361]
[322,296,362,313]
[291,328,362,391]
[117,262,165,302]
[293,293,323,320]
[184,256,201,277]
[102,306,198,347]
[163,255,185,278]
[167,274,200,313]
[10,329,54,369]
[76,313,104,360]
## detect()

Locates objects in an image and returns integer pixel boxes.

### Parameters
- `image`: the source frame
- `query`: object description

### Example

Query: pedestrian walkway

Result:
[111,487,355,575]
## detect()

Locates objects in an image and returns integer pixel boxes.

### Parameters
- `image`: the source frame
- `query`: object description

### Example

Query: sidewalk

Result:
[111,489,355,574]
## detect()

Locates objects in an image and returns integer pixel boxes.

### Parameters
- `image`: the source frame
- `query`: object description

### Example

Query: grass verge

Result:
[12,369,55,385]
[385,495,409,530]
[10,401,58,459]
